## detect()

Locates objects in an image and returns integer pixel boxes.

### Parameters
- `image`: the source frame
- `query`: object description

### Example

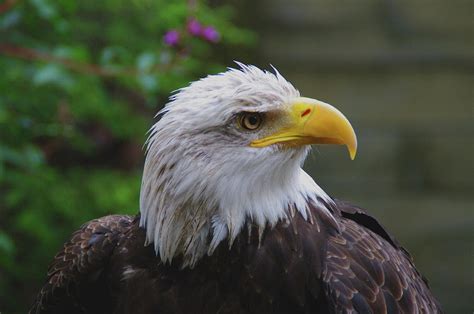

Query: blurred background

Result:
[0,0,472,312]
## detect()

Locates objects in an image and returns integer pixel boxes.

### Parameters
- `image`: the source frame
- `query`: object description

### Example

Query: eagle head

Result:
[140,63,357,267]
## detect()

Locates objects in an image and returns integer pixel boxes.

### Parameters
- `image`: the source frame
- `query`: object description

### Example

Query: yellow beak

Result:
[250,97,357,160]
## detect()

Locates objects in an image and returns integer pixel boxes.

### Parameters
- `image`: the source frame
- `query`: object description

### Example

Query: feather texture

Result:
[30,201,442,313]
[139,64,333,267]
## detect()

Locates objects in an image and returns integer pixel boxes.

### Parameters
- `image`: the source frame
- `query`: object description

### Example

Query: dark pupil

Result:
[248,115,258,126]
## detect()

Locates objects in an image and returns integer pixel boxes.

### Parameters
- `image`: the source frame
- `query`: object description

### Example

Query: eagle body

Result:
[31,201,440,314]
[31,64,442,313]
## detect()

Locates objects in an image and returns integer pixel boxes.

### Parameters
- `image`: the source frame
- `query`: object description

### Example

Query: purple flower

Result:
[201,26,220,43]
[187,18,202,36]
[163,30,180,47]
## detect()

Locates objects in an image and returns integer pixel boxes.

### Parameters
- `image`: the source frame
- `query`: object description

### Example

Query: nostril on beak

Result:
[301,108,311,117]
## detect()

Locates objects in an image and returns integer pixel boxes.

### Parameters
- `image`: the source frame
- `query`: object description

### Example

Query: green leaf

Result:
[0,10,22,30]
[29,0,57,19]
[0,231,15,256]
[33,64,74,89]
[136,52,157,72]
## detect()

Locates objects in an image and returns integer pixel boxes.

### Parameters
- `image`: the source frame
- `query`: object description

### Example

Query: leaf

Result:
[0,231,15,256]
[0,10,22,30]
[33,64,74,89]
[136,52,157,72]
[138,74,158,93]
[29,0,57,19]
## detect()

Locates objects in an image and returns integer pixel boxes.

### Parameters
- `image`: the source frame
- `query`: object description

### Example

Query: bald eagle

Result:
[31,64,442,314]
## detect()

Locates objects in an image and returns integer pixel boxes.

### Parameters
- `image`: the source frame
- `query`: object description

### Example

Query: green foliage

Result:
[0,0,254,312]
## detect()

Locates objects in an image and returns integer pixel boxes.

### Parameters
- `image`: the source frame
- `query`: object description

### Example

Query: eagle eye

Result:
[238,112,263,131]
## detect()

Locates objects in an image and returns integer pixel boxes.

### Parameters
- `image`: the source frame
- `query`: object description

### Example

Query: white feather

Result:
[139,64,334,268]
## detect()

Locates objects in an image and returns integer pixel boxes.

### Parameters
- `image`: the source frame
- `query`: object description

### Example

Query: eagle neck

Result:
[140,149,335,268]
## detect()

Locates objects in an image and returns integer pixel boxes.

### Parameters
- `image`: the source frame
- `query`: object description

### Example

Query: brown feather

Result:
[30,201,442,314]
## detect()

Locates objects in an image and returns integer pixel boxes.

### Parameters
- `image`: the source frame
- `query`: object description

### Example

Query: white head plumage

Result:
[140,63,336,267]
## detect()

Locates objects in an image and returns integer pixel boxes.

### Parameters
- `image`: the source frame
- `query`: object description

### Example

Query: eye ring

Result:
[238,112,263,131]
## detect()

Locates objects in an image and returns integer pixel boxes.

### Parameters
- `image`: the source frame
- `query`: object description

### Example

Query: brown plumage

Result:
[30,200,442,314]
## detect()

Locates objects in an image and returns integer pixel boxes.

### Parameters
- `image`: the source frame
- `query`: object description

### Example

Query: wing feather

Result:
[30,215,133,314]
[323,215,442,313]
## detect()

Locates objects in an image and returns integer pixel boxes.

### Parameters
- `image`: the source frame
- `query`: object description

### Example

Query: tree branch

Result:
[0,43,186,78]
[0,43,135,77]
